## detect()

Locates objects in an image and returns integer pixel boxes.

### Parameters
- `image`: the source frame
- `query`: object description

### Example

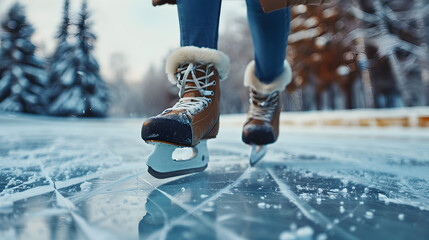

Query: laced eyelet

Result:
[168,63,217,115]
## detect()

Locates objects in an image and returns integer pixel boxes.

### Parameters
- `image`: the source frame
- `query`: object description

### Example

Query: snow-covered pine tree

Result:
[0,3,48,113]
[48,0,73,103]
[52,0,71,61]
[49,0,108,117]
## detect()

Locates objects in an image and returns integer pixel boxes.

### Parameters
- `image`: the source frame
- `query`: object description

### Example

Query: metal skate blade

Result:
[249,145,267,166]
[146,140,209,179]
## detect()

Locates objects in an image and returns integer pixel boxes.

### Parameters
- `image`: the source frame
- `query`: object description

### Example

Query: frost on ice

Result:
[1,115,429,239]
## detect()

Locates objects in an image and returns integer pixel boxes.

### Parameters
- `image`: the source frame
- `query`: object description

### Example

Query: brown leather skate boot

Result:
[242,60,292,146]
[142,47,229,147]
[243,89,282,145]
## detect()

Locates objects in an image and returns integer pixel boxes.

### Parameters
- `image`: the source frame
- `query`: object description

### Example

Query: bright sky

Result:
[0,0,246,83]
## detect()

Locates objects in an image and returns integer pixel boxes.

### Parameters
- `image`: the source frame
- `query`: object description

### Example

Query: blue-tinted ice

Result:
[0,115,428,240]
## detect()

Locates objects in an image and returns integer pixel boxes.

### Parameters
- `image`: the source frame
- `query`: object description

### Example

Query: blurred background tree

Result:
[286,2,362,110]
[49,0,108,117]
[350,0,429,108]
[1,0,429,117]
[139,0,429,116]
[284,0,429,111]
[0,3,48,114]
[48,0,73,110]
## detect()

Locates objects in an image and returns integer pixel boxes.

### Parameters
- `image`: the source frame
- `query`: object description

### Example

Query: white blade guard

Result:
[146,140,209,179]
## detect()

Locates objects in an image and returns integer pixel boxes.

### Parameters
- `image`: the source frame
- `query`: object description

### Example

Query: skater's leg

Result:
[242,1,292,164]
[142,0,228,178]
[245,0,291,84]
[177,0,222,49]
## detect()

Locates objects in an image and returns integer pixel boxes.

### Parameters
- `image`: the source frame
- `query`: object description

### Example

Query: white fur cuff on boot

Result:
[165,46,230,84]
[244,60,292,95]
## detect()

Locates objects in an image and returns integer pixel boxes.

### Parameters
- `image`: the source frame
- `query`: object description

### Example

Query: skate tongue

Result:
[182,86,203,98]
[251,90,278,107]
[182,76,208,98]
[178,63,215,99]
[167,63,216,116]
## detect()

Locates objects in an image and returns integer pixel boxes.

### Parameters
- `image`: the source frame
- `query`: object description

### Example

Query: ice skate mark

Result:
[0,163,146,204]
[399,178,429,200]
[283,158,424,203]
[0,177,38,196]
[147,166,252,215]
[292,160,429,210]
[40,162,116,240]
[139,168,253,240]
[0,184,53,204]
[41,163,75,210]
[72,170,148,204]
[267,168,358,240]
[145,185,247,240]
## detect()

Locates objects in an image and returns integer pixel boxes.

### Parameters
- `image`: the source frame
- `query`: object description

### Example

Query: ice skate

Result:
[146,140,210,179]
[242,60,292,166]
[141,47,229,178]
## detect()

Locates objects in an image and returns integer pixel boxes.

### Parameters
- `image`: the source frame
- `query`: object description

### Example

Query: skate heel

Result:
[146,140,209,179]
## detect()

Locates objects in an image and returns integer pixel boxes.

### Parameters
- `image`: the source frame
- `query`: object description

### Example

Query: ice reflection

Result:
[1,116,429,240]
[139,173,216,240]
[137,163,429,240]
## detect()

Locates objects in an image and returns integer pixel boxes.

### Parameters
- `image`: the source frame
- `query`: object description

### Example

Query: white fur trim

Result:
[165,46,230,84]
[244,60,292,95]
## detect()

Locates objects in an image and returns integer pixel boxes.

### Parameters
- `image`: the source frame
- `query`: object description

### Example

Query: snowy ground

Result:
[1,113,429,240]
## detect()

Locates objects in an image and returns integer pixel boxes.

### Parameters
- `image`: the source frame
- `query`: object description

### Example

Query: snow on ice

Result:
[0,113,429,239]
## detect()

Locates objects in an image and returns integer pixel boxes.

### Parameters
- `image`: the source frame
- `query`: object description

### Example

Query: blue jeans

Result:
[177,0,290,84]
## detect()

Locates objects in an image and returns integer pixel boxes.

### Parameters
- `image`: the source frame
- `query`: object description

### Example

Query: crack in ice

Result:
[267,168,359,240]
[139,167,254,240]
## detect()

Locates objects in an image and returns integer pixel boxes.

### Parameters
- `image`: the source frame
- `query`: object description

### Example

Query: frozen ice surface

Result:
[1,114,429,240]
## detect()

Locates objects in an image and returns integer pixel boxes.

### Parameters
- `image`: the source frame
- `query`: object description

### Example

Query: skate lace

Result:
[249,90,279,122]
[163,63,216,117]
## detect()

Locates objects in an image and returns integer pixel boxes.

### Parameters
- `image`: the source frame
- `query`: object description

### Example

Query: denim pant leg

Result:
[246,0,291,84]
[177,0,222,49]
